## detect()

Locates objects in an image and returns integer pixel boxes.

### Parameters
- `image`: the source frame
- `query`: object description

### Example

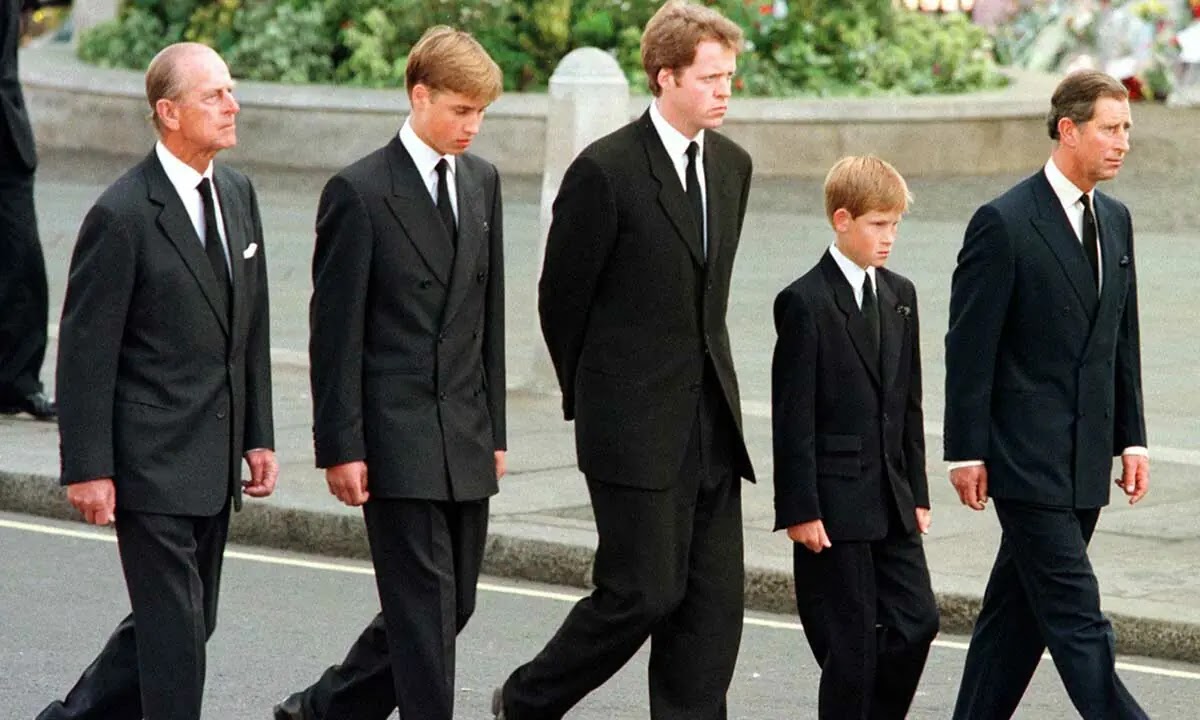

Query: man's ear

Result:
[657,67,676,92]
[1057,116,1078,146]
[155,98,178,132]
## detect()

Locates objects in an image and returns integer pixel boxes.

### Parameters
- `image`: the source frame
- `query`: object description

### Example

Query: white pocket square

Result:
[243,243,258,259]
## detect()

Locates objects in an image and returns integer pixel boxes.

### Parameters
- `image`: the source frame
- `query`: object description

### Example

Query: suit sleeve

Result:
[771,287,822,530]
[1112,207,1146,452]
[484,169,506,450]
[943,204,1015,461]
[242,179,274,451]
[537,154,618,421]
[309,175,372,468]
[903,284,930,507]
[56,205,137,485]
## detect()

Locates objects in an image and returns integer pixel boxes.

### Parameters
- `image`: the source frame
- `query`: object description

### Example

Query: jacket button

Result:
[420,280,432,289]
[439,392,447,401]
[439,333,446,343]
[477,271,486,282]
[216,410,227,419]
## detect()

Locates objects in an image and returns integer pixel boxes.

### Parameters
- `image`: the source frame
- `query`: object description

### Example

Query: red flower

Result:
[759,3,772,15]
[735,77,745,91]
[1121,75,1144,102]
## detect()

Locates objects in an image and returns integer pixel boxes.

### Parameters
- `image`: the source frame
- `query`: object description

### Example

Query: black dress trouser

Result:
[501,377,744,720]
[38,503,231,720]
[953,498,1148,720]
[287,498,489,720]
[0,168,49,401]
[793,497,939,720]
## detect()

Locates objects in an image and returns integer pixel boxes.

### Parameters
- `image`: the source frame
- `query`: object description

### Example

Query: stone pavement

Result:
[2,149,1199,664]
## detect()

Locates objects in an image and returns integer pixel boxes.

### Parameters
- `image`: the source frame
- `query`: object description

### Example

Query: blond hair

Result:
[823,156,912,222]
[641,0,743,96]
[405,26,503,103]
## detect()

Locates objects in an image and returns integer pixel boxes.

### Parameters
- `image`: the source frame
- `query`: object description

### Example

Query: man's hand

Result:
[915,507,932,534]
[787,519,832,554]
[67,478,116,525]
[326,461,369,506]
[950,465,989,511]
[1117,453,1149,505]
[243,449,279,498]
[494,450,507,480]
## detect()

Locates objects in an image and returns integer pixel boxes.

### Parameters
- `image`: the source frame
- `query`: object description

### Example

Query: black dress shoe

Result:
[0,391,56,421]
[272,692,311,720]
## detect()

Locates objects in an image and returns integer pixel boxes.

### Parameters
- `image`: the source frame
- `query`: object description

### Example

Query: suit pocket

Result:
[815,433,861,454]
[815,433,861,478]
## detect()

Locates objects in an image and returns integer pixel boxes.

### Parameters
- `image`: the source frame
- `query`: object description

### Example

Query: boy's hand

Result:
[787,519,832,554]
[915,507,931,534]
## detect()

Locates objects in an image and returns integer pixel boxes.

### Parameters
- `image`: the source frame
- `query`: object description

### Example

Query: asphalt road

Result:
[3,511,1199,719]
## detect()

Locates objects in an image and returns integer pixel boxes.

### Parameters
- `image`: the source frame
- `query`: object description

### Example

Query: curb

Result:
[4,471,1199,665]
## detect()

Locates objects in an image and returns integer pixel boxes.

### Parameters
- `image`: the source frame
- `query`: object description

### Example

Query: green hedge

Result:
[79,0,1007,96]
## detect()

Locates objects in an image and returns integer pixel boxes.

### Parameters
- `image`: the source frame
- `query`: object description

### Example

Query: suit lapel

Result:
[442,157,486,328]
[214,169,246,342]
[639,114,704,266]
[1028,171,1099,314]
[876,272,903,390]
[144,153,230,336]
[1086,192,1127,351]
[820,253,880,387]
[383,137,454,287]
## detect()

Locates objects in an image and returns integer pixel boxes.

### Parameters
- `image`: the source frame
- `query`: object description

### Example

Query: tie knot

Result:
[436,158,450,179]
[197,177,213,198]
[1079,193,1092,211]
[862,271,874,293]
[686,142,699,162]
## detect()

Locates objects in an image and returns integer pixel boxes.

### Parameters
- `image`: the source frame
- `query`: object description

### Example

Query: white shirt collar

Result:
[649,100,704,163]
[400,118,455,184]
[1044,157,1091,211]
[829,242,876,305]
[155,141,212,196]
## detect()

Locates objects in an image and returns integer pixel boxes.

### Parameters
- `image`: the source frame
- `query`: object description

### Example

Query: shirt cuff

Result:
[1122,446,1148,457]
[947,460,984,471]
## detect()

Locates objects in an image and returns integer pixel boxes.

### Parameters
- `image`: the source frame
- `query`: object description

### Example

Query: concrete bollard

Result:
[70,0,121,45]
[525,47,630,393]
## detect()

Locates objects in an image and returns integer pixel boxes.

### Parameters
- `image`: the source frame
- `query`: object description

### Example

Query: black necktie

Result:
[685,141,704,257]
[1080,194,1099,288]
[197,177,231,316]
[436,159,457,249]
[862,272,880,359]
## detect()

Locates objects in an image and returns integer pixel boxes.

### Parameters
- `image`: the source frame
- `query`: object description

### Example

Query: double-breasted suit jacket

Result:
[57,152,274,515]
[539,111,754,488]
[772,252,928,541]
[310,136,505,499]
[944,170,1145,507]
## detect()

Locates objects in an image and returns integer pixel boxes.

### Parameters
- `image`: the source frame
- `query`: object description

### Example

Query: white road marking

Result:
[4,516,1199,682]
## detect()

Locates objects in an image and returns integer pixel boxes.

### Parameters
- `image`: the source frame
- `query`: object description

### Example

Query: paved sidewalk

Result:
[4,149,1199,664]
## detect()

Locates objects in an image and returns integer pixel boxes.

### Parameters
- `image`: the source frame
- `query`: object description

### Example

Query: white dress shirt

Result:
[947,159,1145,471]
[399,119,458,221]
[828,242,877,310]
[649,100,707,255]
[155,142,229,274]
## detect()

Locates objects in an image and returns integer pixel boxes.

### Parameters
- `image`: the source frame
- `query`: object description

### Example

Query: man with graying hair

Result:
[39,42,276,720]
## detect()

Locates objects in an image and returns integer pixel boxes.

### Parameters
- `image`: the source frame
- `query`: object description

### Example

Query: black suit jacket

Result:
[538,111,754,489]
[309,136,505,502]
[57,151,274,516]
[944,170,1146,509]
[1,0,37,174]
[772,252,928,541]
